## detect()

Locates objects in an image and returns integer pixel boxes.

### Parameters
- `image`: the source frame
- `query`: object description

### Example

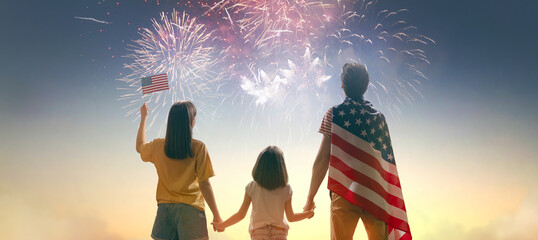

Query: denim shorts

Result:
[151,203,208,240]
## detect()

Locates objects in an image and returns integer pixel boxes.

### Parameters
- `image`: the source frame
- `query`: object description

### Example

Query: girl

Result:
[136,101,222,240]
[214,146,314,240]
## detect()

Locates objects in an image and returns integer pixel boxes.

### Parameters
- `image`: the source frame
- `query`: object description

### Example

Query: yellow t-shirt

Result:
[140,138,215,211]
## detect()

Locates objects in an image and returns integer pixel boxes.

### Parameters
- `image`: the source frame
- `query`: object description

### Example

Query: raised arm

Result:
[214,191,251,231]
[199,179,223,231]
[136,103,148,153]
[304,134,331,211]
[285,196,315,222]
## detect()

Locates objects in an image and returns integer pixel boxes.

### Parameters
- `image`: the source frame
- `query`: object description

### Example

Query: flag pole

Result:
[141,75,146,104]
[141,75,147,104]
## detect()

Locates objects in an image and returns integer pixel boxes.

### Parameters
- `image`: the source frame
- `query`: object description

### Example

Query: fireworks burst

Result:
[239,47,330,106]
[240,65,287,106]
[225,0,335,56]
[118,10,224,131]
[104,0,433,139]
[200,0,434,138]
[239,47,331,126]
[280,47,331,90]
[324,0,435,115]
[209,1,336,109]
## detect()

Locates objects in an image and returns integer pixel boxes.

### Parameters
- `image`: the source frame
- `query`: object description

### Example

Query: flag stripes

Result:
[142,73,169,94]
[319,108,333,134]
[328,167,408,222]
[389,226,412,240]
[330,155,406,208]
[326,97,411,239]
[328,176,410,232]
[331,124,399,175]
[332,134,402,188]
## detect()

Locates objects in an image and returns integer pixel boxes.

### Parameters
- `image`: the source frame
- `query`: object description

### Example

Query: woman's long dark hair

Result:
[164,101,196,159]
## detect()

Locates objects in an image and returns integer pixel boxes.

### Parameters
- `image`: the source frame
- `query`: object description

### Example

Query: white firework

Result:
[118,10,223,131]
[324,0,435,115]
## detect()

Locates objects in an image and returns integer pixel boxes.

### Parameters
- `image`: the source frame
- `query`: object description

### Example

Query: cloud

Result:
[422,190,538,240]
[0,186,235,240]
[0,192,124,240]
[488,191,538,240]
[62,216,125,240]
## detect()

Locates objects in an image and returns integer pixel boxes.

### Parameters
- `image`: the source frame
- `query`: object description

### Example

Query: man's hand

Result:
[140,103,149,119]
[303,198,316,212]
[304,134,330,213]
[304,206,316,219]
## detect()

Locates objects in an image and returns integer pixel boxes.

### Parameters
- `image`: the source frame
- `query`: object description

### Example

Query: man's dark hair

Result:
[164,101,197,159]
[341,63,369,98]
[252,146,288,190]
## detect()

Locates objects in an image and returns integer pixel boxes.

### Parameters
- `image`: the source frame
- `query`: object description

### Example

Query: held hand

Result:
[303,198,315,212]
[211,216,224,232]
[304,208,315,219]
[140,103,149,119]
[211,222,226,232]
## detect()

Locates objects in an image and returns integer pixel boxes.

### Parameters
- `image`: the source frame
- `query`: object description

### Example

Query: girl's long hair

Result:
[252,146,288,190]
[164,101,196,159]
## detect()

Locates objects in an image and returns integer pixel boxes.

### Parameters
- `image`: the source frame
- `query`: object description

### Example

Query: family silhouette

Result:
[136,63,409,240]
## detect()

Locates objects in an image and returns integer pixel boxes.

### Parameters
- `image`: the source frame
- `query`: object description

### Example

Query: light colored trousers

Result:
[250,225,288,240]
[331,193,388,240]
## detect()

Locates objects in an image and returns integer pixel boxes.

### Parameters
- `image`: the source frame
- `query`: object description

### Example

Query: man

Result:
[304,63,411,240]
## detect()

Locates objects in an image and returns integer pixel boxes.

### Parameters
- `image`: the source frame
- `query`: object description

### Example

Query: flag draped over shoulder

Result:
[141,73,169,94]
[327,97,411,240]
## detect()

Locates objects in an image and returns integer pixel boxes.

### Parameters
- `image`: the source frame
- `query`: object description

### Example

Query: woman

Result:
[136,101,222,240]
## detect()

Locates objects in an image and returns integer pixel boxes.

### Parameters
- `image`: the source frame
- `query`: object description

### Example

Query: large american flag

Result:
[320,97,411,240]
[141,73,169,94]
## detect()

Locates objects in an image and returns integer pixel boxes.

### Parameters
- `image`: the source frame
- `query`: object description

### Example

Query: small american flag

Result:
[141,73,169,94]
[320,97,411,240]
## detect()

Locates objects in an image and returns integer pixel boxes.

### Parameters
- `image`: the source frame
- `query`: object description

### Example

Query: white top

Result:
[246,181,293,231]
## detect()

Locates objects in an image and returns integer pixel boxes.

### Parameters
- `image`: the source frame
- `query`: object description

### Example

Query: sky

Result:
[0,0,537,239]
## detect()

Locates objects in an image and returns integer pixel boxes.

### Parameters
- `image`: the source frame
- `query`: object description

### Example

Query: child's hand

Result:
[140,103,149,119]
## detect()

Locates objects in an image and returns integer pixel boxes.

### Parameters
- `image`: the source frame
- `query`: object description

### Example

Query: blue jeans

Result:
[151,203,209,240]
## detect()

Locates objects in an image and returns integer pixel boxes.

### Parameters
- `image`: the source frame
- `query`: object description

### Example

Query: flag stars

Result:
[360,109,366,115]
[366,119,371,125]
[382,144,388,150]
[355,118,362,125]
[344,101,350,106]
[350,108,356,115]
[387,154,394,161]
[378,123,384,130]
[339,110,345,117]
[370,142,376,148]
[370,128,376,134]
[385,132,389,137]
[378,137,383,143]
[373,115,377,121]
[360,130,367,137]
[353,100,358,105]
[344,121,351,128]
